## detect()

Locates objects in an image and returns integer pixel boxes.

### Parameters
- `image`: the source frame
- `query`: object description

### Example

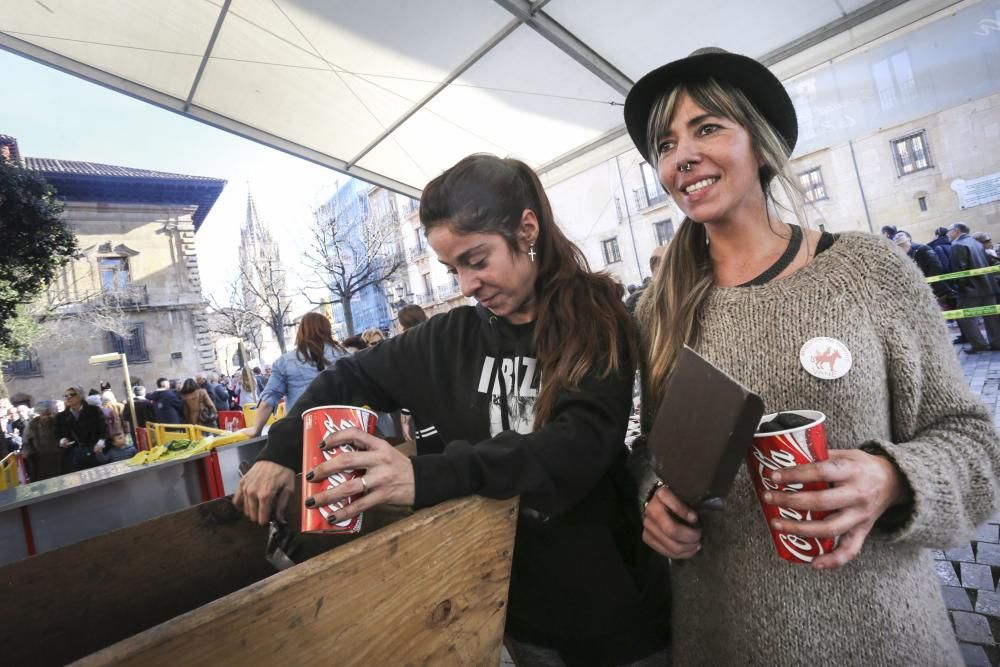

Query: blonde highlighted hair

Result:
[641,77,809,404]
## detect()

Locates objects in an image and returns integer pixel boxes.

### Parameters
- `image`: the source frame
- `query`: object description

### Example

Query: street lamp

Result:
[88,352,138,447]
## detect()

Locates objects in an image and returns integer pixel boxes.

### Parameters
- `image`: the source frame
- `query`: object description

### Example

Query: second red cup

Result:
[747,410,837,564]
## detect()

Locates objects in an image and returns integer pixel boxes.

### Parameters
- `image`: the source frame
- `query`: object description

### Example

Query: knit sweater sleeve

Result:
[862,240,1000,546]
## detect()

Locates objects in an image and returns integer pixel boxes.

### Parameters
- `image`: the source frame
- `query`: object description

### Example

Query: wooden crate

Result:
[0,491,518,666]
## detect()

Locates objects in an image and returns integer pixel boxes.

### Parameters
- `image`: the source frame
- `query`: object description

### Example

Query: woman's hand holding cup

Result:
[642,484,702,559]
[762,448,910,570]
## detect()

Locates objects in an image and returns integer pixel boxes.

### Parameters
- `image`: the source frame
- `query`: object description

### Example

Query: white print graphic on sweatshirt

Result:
[477,355,538,435]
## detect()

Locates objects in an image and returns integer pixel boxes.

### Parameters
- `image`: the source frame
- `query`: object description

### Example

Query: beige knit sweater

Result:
[634,232,1000,665]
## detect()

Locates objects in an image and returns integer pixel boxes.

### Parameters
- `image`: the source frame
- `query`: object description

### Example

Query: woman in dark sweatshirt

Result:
[235,154,669,666]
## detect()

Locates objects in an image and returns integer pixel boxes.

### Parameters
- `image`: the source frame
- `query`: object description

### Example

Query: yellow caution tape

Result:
[926,265,1000,284]
[940,304,1000,320]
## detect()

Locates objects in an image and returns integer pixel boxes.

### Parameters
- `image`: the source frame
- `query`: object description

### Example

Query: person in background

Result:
[361,328,386,347]
[624,46,999,664]
[210,371,232,411]
[252,367,267,393]
[972,231,999,262]
[947,221,1000,353]
[100,390,125,443]
[56,385,110,470]
[100,390,136,462]
[625,245,667,316]
[243,312,348,438]
[397,304,428,331]
[880,224,897,241]
[179,378,218,427]
[341,335,368,353]
[928,226,953,273]
[148,377,184,424]
[21,400,65,481]
[128,385,156,428]
[1,407,20,456]
[893,231,954,304]
[235,153,671,666]
[237,367,258,408]
[396,303,440,451]
[5,405,26,447]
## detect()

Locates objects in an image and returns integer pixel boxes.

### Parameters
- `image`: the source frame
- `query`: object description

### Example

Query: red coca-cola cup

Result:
[747,410,837,564]
[301,405,378,534]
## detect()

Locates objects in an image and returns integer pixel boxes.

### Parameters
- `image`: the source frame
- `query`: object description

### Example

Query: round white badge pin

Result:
[800,337,852,380]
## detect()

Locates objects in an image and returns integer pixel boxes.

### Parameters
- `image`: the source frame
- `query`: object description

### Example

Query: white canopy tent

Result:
[0,0,960,197]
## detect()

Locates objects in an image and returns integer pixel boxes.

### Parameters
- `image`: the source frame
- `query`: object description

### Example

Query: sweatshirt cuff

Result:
[860,439,919,542]
[255,419,302,471]
[411,451,475,509]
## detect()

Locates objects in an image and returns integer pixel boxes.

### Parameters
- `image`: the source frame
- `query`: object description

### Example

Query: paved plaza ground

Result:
[940,342,1000,667]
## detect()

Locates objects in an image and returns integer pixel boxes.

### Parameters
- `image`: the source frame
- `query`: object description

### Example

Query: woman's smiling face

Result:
[655,90,763,225]
[427,214,539,324]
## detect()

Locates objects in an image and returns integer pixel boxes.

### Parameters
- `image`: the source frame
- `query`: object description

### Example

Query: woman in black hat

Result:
[626,48,1000,664]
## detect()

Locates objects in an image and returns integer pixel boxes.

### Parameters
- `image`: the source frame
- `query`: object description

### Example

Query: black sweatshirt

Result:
[259,305,669,664]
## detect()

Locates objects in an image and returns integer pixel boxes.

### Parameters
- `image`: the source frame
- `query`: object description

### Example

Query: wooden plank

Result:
[77,495,518,666]
[0,484,411,666]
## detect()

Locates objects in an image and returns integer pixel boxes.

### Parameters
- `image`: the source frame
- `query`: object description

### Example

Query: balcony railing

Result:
[99,283,149,308]
[410,285,462,306]
[407,246,429,262]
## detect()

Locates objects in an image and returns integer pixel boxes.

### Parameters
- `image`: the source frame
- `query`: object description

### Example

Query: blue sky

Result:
[0,48,343,302]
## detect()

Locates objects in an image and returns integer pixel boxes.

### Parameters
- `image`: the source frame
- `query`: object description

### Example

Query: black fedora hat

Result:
[624,47,797,162]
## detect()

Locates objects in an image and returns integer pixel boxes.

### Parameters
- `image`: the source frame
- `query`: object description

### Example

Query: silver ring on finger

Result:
[360,475,369,494]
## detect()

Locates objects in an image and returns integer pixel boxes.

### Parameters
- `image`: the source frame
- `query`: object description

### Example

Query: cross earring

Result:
[528,244,536,262]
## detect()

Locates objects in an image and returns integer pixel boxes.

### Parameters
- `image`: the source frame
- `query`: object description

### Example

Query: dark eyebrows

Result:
[658,113,724,141]
[436,243,488,271]
[455,243,488,265]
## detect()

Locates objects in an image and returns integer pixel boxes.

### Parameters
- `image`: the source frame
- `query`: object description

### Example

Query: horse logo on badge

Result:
[800,337,852,380]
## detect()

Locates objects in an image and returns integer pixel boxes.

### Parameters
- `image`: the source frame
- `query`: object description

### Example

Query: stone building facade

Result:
[3,147,225,402]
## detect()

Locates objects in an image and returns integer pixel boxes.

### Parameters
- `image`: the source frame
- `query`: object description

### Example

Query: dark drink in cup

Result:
[301,405,378,534]
[747,410,837,564]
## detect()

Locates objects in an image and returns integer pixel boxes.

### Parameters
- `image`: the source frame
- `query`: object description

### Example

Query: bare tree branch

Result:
[302,187,405,335]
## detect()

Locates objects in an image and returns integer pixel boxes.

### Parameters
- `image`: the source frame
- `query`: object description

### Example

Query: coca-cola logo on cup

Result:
[751,432,830,563]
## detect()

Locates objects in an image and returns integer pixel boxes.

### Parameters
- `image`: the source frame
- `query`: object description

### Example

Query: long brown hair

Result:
[420,154,637,427]
[640,78,808,404]
[295,312,345,371]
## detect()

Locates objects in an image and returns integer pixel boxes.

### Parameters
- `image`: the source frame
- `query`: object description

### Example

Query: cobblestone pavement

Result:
[939,343,1000,667]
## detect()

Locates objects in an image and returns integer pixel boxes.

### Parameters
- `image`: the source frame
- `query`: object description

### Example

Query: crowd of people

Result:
[0,314,422,485]
[884,222,1000,354]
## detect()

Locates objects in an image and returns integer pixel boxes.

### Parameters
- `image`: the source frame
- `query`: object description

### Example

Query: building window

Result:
[798,167,828,202]
[892,131,932,176]
[653,219,674,246]
[108,323,149,364]
[2,353,41,378]
[422,273,433,297]
[918,196,928,212]
[99,257,130,292]
[602,237,622,265]
[640,163,668,207]
[871,51,917,111]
